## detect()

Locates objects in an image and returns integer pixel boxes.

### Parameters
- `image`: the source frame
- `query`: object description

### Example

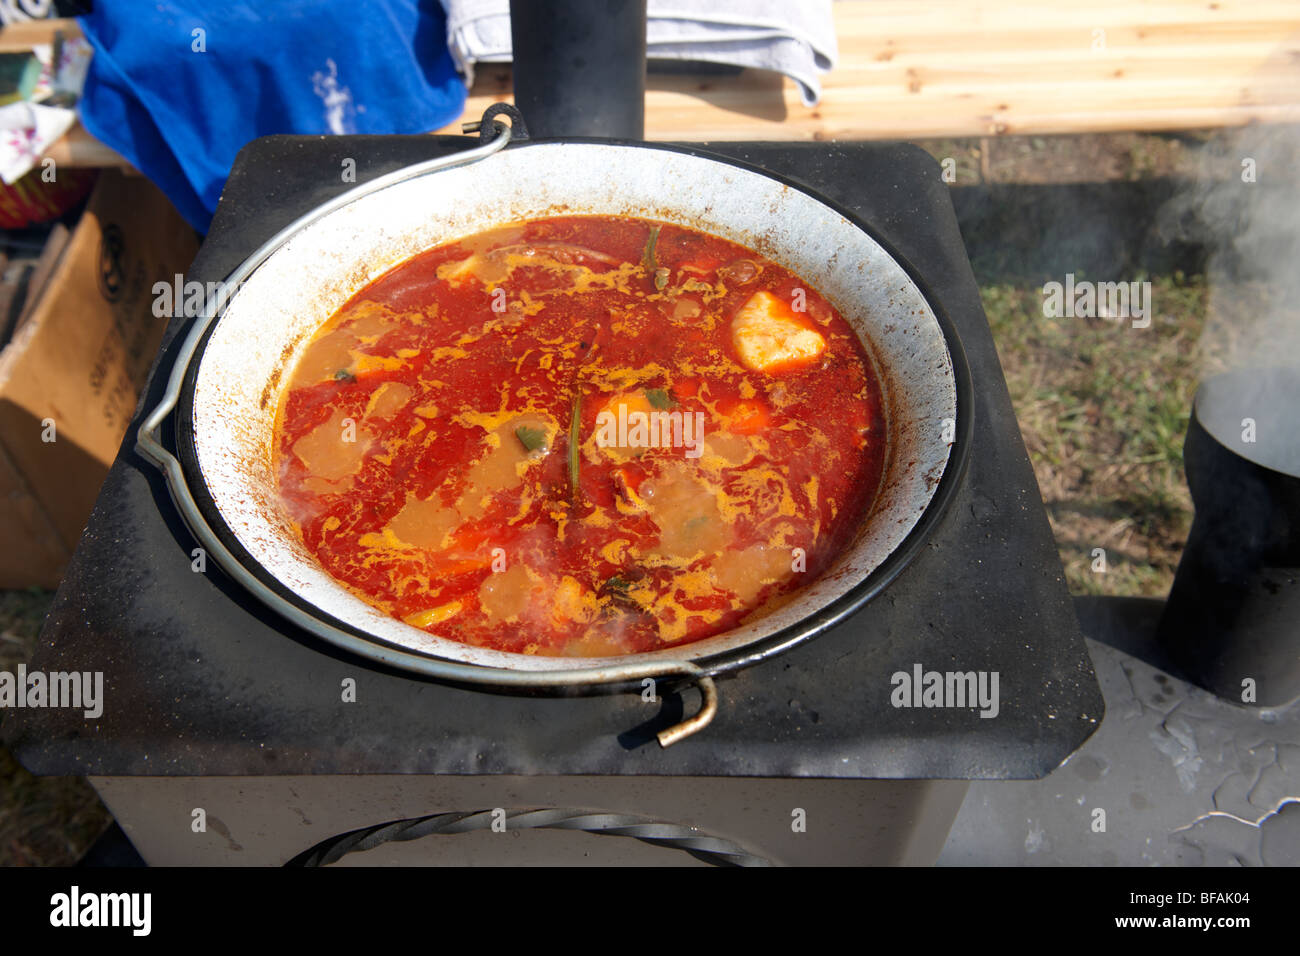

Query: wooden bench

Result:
[440,0,1300,140]
[4,1,1299,168]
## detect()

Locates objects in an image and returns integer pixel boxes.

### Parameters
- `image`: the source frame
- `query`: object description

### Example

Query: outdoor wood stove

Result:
[2,3,1103,865]
[2,131,1102,865]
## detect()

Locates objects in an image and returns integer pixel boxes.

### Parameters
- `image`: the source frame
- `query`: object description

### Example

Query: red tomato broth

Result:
[273,216,886,656]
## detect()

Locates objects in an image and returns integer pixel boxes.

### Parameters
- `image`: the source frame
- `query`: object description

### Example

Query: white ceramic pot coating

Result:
[190,142,957,671]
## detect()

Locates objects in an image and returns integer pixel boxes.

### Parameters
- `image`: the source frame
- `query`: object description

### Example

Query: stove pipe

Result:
[1157,366,1300,705]
[508,0,648,140]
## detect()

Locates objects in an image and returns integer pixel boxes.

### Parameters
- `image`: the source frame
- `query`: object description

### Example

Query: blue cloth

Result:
[77,1,468,232]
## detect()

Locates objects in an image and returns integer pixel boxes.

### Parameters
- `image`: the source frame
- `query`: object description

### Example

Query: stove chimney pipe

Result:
[508,0,648,140]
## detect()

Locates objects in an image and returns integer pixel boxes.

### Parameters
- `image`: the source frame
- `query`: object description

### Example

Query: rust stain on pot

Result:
[260,335,305,410]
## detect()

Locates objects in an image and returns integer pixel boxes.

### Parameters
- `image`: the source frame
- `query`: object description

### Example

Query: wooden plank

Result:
[43,125,131,169]
[876,44,1300,73]
[831,1,1300,34]
[0,17,80,50]
[845,21,1300,58]
[438,0,1300,141]
[9,5,1300,160]
[442,72,1300,141]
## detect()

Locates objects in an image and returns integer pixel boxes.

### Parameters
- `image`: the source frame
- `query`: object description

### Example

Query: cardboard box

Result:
[0,171,198,587]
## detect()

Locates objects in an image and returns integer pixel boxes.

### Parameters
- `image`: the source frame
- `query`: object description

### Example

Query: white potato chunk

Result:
[730,291,825,373]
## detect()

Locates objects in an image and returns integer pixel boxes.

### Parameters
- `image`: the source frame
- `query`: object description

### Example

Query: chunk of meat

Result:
[387,494,459,549]
[640,463,731,560]
[294,329,356,383]
[672,297,701,321]
[365,382,413,420]
[478,562,539,622]
[730,291,826,373]
[564,628,633,657]
[711,543,794,603]
[701,431,752,465]
[459,414,553,516]
[292,408,372,482]
[345,301,396,338]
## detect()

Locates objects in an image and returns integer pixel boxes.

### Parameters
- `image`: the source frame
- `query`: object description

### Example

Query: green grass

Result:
[981,272,1209,597]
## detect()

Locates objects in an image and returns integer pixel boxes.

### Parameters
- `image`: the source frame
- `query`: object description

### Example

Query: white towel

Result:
[441,0,837,106]
[0,102,77,185]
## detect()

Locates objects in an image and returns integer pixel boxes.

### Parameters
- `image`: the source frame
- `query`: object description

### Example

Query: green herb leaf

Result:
[644,387,674,410]
[603,573,642,606]
[568,394,582,500]
[640,225,660,275]
[333,369,355,382]
[515,425,548,452]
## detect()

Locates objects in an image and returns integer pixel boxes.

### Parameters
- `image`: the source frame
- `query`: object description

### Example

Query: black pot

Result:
[1158,366,1300,705]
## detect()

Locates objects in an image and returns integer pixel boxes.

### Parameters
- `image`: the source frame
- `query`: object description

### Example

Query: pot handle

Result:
[460,103,529,145]
[655,670,719,746]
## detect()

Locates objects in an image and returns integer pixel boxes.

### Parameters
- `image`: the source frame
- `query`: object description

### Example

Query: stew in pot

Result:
[274,215,886,656]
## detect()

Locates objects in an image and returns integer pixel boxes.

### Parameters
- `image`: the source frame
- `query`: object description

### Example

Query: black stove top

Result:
[4,135,1102,779]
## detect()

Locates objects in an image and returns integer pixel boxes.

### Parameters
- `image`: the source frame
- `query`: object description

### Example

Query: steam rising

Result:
[1156,123,1300,475]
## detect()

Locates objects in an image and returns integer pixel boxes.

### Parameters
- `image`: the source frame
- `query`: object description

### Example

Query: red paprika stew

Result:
[275,216,886,656]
